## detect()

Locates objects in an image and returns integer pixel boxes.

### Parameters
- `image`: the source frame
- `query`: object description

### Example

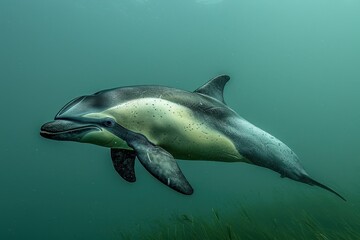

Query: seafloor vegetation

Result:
[120,195,360,240]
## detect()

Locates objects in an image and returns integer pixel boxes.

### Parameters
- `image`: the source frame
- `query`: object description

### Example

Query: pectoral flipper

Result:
[106,120,193,195]
[111,148,136,182]
[133,141,194,195]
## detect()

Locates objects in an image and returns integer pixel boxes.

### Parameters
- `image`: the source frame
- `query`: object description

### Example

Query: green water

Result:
[1,0,359,239]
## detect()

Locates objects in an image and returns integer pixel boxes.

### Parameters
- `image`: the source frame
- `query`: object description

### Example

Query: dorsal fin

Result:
[194,75,230,104]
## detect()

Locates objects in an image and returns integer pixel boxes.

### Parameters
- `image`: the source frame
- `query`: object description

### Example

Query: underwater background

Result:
[1,0,360,239]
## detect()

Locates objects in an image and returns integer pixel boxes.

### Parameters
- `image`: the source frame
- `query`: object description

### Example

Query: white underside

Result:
[82,98,245,162]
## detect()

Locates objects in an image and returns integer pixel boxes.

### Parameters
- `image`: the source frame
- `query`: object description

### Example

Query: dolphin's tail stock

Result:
[301,175,346,201]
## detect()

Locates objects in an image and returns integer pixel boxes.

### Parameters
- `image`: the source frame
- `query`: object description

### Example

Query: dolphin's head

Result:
[40,92,130,149]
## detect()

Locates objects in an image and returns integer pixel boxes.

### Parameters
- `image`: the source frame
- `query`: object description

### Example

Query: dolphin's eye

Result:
[103,118,115,127]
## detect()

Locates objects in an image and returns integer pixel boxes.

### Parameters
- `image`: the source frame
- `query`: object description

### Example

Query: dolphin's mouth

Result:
[40,119,101,140]
[40,125,100,136]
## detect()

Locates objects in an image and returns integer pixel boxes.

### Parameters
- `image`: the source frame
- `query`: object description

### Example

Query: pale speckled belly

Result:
[87,98,245,162]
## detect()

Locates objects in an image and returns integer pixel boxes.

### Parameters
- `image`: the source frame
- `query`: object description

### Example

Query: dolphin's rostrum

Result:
[40,75,345,200]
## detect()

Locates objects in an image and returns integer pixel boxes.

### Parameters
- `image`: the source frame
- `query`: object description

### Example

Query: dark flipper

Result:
[133,141,194,195]
[103,119,193,195]
[110,148,136,182]
[127,132,194,195]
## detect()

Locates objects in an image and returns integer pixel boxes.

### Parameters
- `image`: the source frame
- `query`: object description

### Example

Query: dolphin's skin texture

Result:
[40,75,345,200]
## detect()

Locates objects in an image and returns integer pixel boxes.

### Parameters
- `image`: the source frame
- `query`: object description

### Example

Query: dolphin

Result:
[40,75,345,201]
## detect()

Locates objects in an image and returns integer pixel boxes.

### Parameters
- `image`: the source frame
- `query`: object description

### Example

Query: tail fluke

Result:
[303,176,346,201]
